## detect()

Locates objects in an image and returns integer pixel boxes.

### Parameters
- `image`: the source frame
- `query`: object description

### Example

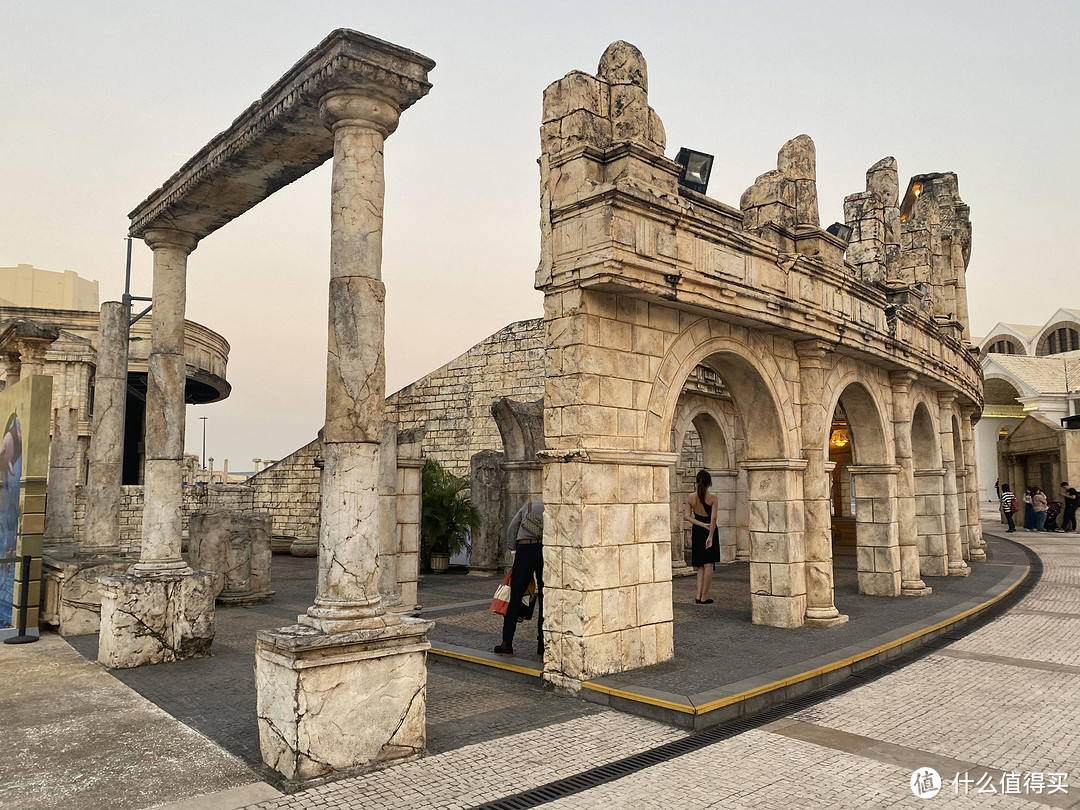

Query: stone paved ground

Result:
[238,523,1080,809]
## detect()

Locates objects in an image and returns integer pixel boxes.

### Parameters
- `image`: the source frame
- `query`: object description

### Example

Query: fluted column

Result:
[300,89,401,632]
[84,301,129,553]
[959,403,986,562]
[891,372,931,596]
[938,391,970,577]
[135,228,198,575]
[797,341,846,626]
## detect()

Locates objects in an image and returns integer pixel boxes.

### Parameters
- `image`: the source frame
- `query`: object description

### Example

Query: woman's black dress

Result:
[691,499,720,568]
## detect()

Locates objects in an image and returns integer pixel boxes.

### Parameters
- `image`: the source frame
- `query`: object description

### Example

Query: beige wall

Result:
[0,264,99,311]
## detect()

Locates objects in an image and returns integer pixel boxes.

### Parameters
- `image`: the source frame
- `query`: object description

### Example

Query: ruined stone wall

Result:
[385,319,545,476]
[247,438,322,540]
[72,483,255,553]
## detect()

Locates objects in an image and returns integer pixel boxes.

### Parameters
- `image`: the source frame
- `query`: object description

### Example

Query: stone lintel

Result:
[848,464,902,475]
[128,29,434,241]
[738,458,810,472]
[536,448,679,466]
[397,456,426,469]
[914,468,948,477]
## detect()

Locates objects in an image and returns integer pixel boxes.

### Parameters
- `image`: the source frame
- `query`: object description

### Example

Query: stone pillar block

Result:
[188,509,274,605]
[850,465,901,597]
[97,570,217,669]
[469,450,507,573]
[255,618,432,782]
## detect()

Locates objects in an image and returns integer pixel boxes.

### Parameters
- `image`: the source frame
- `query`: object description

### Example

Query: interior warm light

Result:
[829,427,850,448]
[913,182,923,198]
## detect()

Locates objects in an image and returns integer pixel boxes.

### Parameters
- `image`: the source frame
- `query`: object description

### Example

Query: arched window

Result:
[1042,327,1080,356]
[987,339,1016,355]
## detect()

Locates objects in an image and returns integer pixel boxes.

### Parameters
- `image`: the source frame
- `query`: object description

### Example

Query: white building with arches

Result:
[975,308,1080,504]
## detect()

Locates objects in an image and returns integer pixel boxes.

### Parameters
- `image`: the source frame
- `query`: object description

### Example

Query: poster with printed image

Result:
[0,375,52,637]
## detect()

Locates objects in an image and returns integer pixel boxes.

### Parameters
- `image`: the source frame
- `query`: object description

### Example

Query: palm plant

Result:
[420,458,480,564]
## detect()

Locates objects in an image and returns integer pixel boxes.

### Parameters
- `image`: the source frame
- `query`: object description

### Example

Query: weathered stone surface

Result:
[97,570,217,668]
[469,450,506,573]
[189,509,274,604]
[255,617,432,781]
[44,406,79,543]
[83,302,128,553]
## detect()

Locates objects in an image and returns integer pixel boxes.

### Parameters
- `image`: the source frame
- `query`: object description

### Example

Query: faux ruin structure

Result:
[531,41,983,691]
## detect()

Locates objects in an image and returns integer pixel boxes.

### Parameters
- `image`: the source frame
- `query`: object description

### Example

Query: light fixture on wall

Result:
[829,426,850,449]
[674,147,714,195]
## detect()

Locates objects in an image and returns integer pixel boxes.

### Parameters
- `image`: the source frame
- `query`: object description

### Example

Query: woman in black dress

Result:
[685,469,719,604]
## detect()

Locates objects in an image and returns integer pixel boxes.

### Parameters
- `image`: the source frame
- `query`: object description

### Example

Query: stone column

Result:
[17,338,51,377]
[890,372,931,596]
[44,407,79,545]
[796,341,846,626]
[136,228,199,576]
[84,301,129,554]
[915,469,949,576]
[849,465,901,596]
[743,459,808,628]
[470,450,507,574]
[1,352,20,387]
[959,404,986,562]
[294,90,402,633]
[256,64,435,783]
[377,422,402,611]
[938,392,970,577]
[395,437,424,611]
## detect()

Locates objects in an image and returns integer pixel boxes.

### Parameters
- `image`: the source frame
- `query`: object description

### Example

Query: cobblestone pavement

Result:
[238,523,1080,809]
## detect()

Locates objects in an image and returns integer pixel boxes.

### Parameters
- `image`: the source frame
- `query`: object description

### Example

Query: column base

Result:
[671,562,696,578]
[948,562,971,577]
[969,549,987,563]
[97,570,217,669]
[298,604,402,634]
[902,581,933,597]
[255,617,433,782]
[132,560,192,576]
[41,550,135,637]
[218,589,275,607]
[804,611,849,628]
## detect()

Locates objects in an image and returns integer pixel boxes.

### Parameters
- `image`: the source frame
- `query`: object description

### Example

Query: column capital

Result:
[319,88,401,137]
[957,402,977,421]
[795,339,831,365]
[936,390,959,409]
[889,370,918,393]
[143,228,198,254]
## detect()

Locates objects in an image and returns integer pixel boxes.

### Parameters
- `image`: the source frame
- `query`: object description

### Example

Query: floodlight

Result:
[826,222,853,242]
[674,147,714,195]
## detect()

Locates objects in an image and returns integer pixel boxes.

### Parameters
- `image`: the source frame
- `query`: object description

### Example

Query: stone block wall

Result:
[247,438,321,540]
[385,319,545,476]
[72,483,255,554]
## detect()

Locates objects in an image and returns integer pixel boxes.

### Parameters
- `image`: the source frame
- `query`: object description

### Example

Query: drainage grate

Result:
[470,538,1041,810]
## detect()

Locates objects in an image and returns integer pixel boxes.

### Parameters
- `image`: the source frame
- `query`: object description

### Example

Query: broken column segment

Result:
[740,135,820,232]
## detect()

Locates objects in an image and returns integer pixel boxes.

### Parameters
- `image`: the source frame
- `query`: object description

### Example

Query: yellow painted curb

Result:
[430,646,543,677]
[583,563,1030,716]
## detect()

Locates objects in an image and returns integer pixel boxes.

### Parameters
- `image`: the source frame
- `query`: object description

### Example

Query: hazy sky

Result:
[2,1,1077,469]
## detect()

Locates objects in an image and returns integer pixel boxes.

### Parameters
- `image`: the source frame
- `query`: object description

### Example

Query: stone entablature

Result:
[0,305,231,404]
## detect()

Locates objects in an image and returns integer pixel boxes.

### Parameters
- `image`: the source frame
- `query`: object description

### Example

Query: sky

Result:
[2,1,1077,470]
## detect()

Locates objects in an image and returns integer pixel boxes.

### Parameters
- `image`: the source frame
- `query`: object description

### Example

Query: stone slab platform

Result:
[425,529,1031,729]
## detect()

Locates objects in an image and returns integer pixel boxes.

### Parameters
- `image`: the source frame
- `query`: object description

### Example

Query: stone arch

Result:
[646,325,796,461]
[825,378,900,597]
[911,400,947,577]
[980,334,1027,357]
[1035,320,1080,356]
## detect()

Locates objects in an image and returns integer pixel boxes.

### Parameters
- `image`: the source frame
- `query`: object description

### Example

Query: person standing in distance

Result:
[686,469,720,604]
[1000,484,1017,533]
[495,499,544,657]
[1061,482,1078,533]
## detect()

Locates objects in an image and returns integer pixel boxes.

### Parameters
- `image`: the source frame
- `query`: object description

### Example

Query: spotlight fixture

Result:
[674,147,714,195]
[826,222,853,242]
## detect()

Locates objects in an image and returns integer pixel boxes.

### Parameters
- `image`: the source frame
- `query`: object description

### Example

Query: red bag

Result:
[1010,498,1020,513]
[490,571,513,615]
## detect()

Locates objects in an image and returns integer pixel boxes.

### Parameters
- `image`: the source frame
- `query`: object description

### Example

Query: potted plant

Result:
[421,458,480,573]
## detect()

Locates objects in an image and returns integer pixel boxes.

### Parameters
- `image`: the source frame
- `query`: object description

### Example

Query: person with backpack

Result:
[1000,484,1018,533]
[494,500,545,657]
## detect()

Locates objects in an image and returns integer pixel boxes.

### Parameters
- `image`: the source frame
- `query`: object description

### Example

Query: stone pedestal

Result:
[189,509,274,605]
[255,617,433,782]
[41,552,132,636]
[97,571,217,669]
